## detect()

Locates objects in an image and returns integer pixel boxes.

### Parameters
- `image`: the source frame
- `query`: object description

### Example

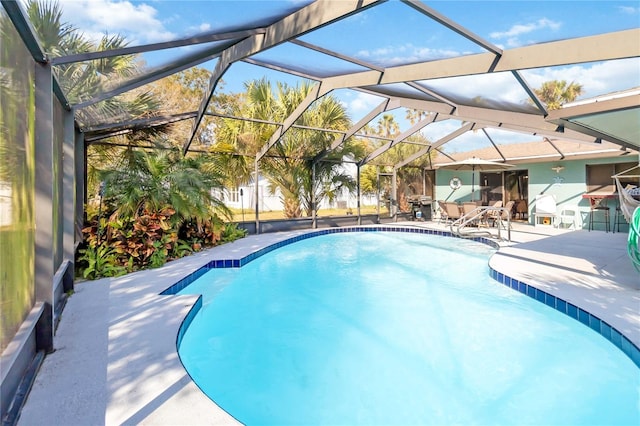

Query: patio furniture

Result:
[614,206,628,233]
[437,200,449,223]
[557,205,579,230]
[444,202,462,222]
[515,200,528,220]
[485,200,503,227]
[461,202,481,226]
[535,194,556,227]
[584,194,612,232]
[492,200,514,229]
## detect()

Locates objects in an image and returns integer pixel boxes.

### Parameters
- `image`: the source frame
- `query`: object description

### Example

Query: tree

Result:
[100,148,229,226]
[377,113,400,138]
[405,109,429,125]
[26,0,159,126]
[149,68,242,149]
[26,0,169,203]
[359,115,434,211]
[216,78,355,218]
[534,80,583,110]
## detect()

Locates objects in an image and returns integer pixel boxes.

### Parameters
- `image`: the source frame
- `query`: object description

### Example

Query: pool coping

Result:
[17,223,640,425]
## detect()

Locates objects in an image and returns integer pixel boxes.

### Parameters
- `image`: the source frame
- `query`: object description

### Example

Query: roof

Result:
[547,88,640,151]
[433,139,637,167]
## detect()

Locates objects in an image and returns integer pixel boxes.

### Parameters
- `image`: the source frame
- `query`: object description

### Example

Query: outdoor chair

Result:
[488,200,514,229]
[614,205,628,233]
[485,200,503,226]
[588,197,610,232]
[556,205,579,230]
[461,202,480,226]
[437,200,449,223]
[515,200,528,220]
[444,202,462,222]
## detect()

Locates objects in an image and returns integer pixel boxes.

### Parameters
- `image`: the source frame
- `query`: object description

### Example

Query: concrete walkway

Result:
[17,223,639,425]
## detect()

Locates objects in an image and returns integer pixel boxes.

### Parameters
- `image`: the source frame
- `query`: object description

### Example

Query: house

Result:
[432,139,639,229]
[218,172,379,215]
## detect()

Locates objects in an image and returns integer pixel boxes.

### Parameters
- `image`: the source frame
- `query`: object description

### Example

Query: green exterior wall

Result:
[434,155,639,230]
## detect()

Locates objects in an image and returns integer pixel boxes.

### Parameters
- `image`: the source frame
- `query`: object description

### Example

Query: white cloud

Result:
[490,18,561,39]
[521,57,640,101]
[618,5,639,14]
[419,72,531,106]
[356,43,462,66]
[59,0,175,44]
[341,91,383,115]
[489,18,561,47]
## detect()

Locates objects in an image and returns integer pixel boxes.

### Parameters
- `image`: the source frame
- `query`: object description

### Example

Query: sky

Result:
[43,0,640,149]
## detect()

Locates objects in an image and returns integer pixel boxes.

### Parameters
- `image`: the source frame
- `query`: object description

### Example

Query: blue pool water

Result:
[178,232,639,425]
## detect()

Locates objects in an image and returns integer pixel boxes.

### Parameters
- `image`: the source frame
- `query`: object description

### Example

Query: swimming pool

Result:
[176,231,639,425]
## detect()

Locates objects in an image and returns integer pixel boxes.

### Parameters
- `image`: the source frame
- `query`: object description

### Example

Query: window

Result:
[228,188,240,203]
[586,162,638,193]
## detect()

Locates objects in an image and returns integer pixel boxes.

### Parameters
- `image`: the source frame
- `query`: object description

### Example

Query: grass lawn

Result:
[229,205,389,222]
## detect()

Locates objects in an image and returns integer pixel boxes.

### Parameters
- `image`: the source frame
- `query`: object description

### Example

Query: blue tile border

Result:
[176,295,202,348]
[488,265,640,369]
[162,225,640,369]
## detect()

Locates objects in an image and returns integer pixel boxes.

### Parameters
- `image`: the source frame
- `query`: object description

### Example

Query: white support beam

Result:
[374,96,598,144]
[314,98,396,162]
[321,29,640,88]
[362,114,437,164]
[75,42,233,110]
[394,122,476,170]
[405,81,458,109]
[185,0,384,154]
[458,116,597,143]
[546,93,640,150]
[482,129,508,162]
[51,29,262,65]
[33,62,54,352]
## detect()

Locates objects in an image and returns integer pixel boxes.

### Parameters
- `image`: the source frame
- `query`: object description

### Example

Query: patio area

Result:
[16,222,639,425]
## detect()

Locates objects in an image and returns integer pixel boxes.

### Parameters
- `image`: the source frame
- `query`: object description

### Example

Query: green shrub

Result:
[76,211,247,279]
[78,245,126,280]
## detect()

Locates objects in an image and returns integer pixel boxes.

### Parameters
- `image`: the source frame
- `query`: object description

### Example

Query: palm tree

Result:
[100,148,229,226]
[218,78,354,218]
[405,109,429,125]
[364,115,434,212]
[26,0,158,126]
[377,113,400,137]
[533,80,583,110]
[26,0,173,206]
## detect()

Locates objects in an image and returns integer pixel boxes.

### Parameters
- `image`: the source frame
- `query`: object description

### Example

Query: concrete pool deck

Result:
[16,222,640,425]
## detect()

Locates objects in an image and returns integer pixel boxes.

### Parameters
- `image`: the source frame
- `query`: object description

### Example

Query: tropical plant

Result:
[533,80,583,110]
[377,113,400,137]
[216,78,356,217]
[77,245,126,280]
[26,0,173,206]
[359,114,434,211]
[99,148,230,226]
[405,109,430,125]
[149,67,241,149]
[78,206,246,278]
[26,0,159,126]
